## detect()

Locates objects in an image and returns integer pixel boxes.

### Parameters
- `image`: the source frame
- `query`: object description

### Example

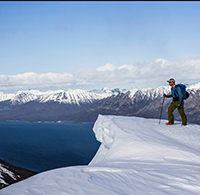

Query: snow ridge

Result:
[2,115,200,195]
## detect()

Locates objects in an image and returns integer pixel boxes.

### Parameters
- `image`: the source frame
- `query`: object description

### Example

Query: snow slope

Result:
[1,115,200,195]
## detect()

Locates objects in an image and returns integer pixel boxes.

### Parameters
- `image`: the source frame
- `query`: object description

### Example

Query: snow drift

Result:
[1,115,200,195]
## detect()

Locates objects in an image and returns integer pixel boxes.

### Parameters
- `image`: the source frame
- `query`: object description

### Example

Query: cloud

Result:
[0,59,200,93]
[96,63,116,72]
[0,72,73,92]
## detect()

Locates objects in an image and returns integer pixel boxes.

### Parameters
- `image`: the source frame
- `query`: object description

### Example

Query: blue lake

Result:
[0,122,100,173]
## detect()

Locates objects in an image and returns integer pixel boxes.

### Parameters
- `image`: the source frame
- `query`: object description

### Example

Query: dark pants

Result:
[168,101,187,125]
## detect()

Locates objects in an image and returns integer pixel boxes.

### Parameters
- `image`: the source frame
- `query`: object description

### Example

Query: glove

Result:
[178,104,182,109]
[163,93,167,97]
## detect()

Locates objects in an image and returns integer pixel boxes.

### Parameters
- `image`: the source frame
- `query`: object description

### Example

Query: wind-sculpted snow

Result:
[1,115,200,195]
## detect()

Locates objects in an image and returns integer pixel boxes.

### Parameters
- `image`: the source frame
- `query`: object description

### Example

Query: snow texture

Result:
[1,115,200,195]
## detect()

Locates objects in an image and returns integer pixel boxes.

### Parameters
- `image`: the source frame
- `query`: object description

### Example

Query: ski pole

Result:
[159,95,165,124]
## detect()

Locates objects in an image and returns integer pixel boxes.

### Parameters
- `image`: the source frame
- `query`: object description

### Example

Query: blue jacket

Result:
[166,85,182,105]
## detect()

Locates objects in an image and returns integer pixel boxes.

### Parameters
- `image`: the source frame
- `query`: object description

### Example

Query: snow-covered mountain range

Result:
[0,83,199,124]
[1,115,200,194]
[1,83,199,105]
[0,87,119,106]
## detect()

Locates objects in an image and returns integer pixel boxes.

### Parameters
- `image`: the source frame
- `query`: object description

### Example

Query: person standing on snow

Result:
[164,78,187,126]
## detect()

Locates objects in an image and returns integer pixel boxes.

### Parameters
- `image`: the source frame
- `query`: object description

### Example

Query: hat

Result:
[167,78,175,83]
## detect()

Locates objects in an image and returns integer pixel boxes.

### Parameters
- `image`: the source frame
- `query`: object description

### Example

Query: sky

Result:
[0,1,200,93]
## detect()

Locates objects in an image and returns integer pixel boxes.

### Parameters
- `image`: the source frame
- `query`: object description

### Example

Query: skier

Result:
[164,78,187,126]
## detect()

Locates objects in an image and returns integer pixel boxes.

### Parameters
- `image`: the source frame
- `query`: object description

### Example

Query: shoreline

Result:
[0,158,37,190]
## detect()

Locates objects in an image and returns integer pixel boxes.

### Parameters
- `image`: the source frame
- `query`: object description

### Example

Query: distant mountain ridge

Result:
[0,83,199,124]
[78,83,199,125]
[0,87,122,105]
